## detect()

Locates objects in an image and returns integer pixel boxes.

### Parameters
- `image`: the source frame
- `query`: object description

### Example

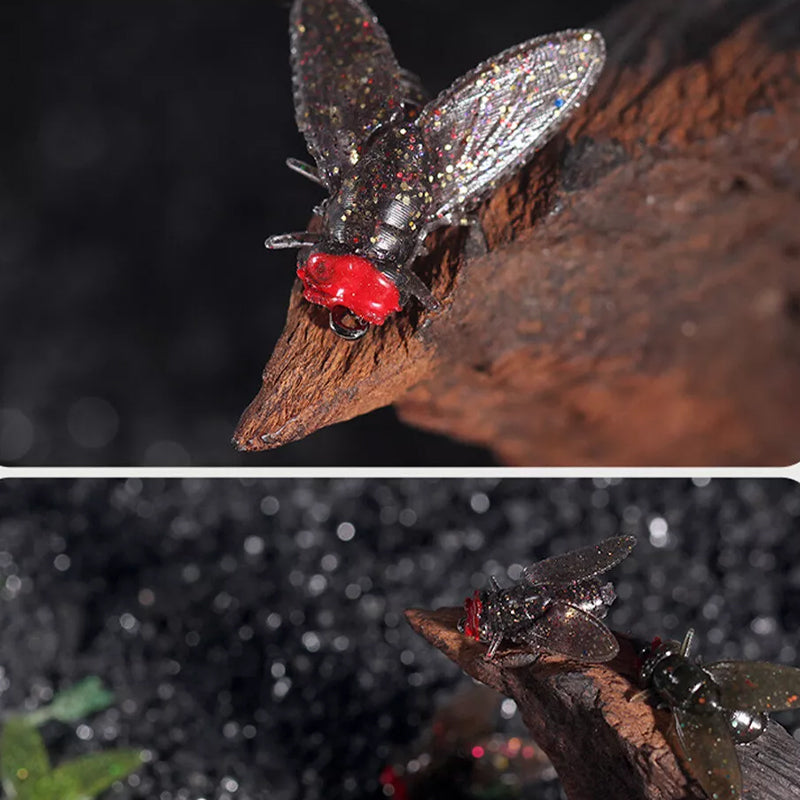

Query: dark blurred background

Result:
[1,478,799,799]
[0,0,627,465]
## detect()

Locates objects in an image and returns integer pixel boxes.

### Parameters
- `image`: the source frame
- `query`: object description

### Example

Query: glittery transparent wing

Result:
[417,29,606,219]
[672,708,742,800]
[290,0,425,190]
[521,536,636,588]
[705,661,800,712]
[518,602,619,661]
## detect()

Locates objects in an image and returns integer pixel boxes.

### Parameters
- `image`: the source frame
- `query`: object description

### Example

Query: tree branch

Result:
[233,0,800,464]
[405,607,800,800]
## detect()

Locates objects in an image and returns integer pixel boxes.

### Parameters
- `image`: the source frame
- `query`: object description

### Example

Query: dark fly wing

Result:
[518,602,619,661]
[290,0,421,190]
[521,536,636,588]
[672,709,742,800]
[705,661,800,712]
[417,30,605,220]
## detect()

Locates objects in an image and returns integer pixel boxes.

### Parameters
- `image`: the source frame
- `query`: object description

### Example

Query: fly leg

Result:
[385,243,441,312]
[485,635,540,668]
[629,688,655,704]
[495,651,540,668]
[286,157,326,187]
[485,634,504,660]
[286,158,329,216]
[395,270,441,312]
[390,212,487,314]
[264,231,322,250]
[441,212,489,260]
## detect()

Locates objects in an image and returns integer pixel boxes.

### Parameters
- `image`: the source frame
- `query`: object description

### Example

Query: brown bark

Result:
[233,0,800,465]
[405,606,800,800]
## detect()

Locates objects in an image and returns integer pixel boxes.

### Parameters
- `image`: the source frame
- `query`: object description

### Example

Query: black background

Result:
[0,0,626,466]
[1,478,799,799]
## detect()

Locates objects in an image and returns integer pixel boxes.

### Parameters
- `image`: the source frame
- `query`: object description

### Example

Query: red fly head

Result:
[639,635,682,685]
[379,766,408,800]
[650,636,662,653]
[633,636,662,673]
[463,590,483,641]
[297,251,402,326]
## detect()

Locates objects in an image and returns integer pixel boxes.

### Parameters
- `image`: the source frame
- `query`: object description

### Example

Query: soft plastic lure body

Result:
[266,0,606,338]
[638,628,800,800]
[458,536,635,664]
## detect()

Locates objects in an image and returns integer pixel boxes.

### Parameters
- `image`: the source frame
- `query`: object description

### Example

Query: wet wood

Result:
[405,606,800,800]
[233,0,800,465]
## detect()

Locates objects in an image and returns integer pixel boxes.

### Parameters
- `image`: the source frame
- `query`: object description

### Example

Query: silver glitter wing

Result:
[672,708,742,800]
[289,0,426,190]
[518,602,619,661]
[417,29,606,220]
[705,661,800,712]
[522,536,636,588]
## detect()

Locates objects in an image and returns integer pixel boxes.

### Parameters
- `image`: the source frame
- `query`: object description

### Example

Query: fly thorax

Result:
[518,591,550,620]
[326,122,435,267]
[480,585,548,641]
[651,657,721,714]
[687,677,722,715]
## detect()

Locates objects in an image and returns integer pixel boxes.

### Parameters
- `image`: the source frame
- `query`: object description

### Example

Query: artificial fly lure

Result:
[636,628,800,800]
[266,0,606,339]
[458,536,636,665]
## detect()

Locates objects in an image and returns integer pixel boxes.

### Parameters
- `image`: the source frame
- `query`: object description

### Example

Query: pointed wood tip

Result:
[404,606,473,661]
[230,269,451,452]
[231,392,302,452]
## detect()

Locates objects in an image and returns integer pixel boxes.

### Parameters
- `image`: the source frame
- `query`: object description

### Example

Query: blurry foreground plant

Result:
[1,677,142,800]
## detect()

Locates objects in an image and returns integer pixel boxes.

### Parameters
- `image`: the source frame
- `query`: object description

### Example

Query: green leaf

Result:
[0,716,50,798]
[18,749,142,800]
[26,678,115,726]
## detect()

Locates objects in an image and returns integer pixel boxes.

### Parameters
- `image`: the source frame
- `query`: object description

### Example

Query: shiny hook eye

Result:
[329,306,369,340]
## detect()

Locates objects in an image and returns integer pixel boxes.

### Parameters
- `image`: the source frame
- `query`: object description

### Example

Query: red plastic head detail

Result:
[379,766,408,800]
[463,590,483,641]
[650,636,662,654]
[297,251,402,326]
[636,636,663,672]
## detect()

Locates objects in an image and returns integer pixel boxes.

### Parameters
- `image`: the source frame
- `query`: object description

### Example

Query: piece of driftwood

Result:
[233,0,800,464]
[405,607,800,800]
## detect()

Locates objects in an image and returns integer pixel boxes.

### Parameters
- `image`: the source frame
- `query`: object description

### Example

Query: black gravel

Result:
[1,478,799,799]
[0,0,626,466]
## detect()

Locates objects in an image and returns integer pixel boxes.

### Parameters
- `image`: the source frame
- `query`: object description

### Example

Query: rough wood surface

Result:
[405,606,800,800]
[233,0,800,465]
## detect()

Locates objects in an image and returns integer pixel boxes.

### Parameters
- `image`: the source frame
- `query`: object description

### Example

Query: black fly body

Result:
[459,536,636,665]
[637,629,800,800]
